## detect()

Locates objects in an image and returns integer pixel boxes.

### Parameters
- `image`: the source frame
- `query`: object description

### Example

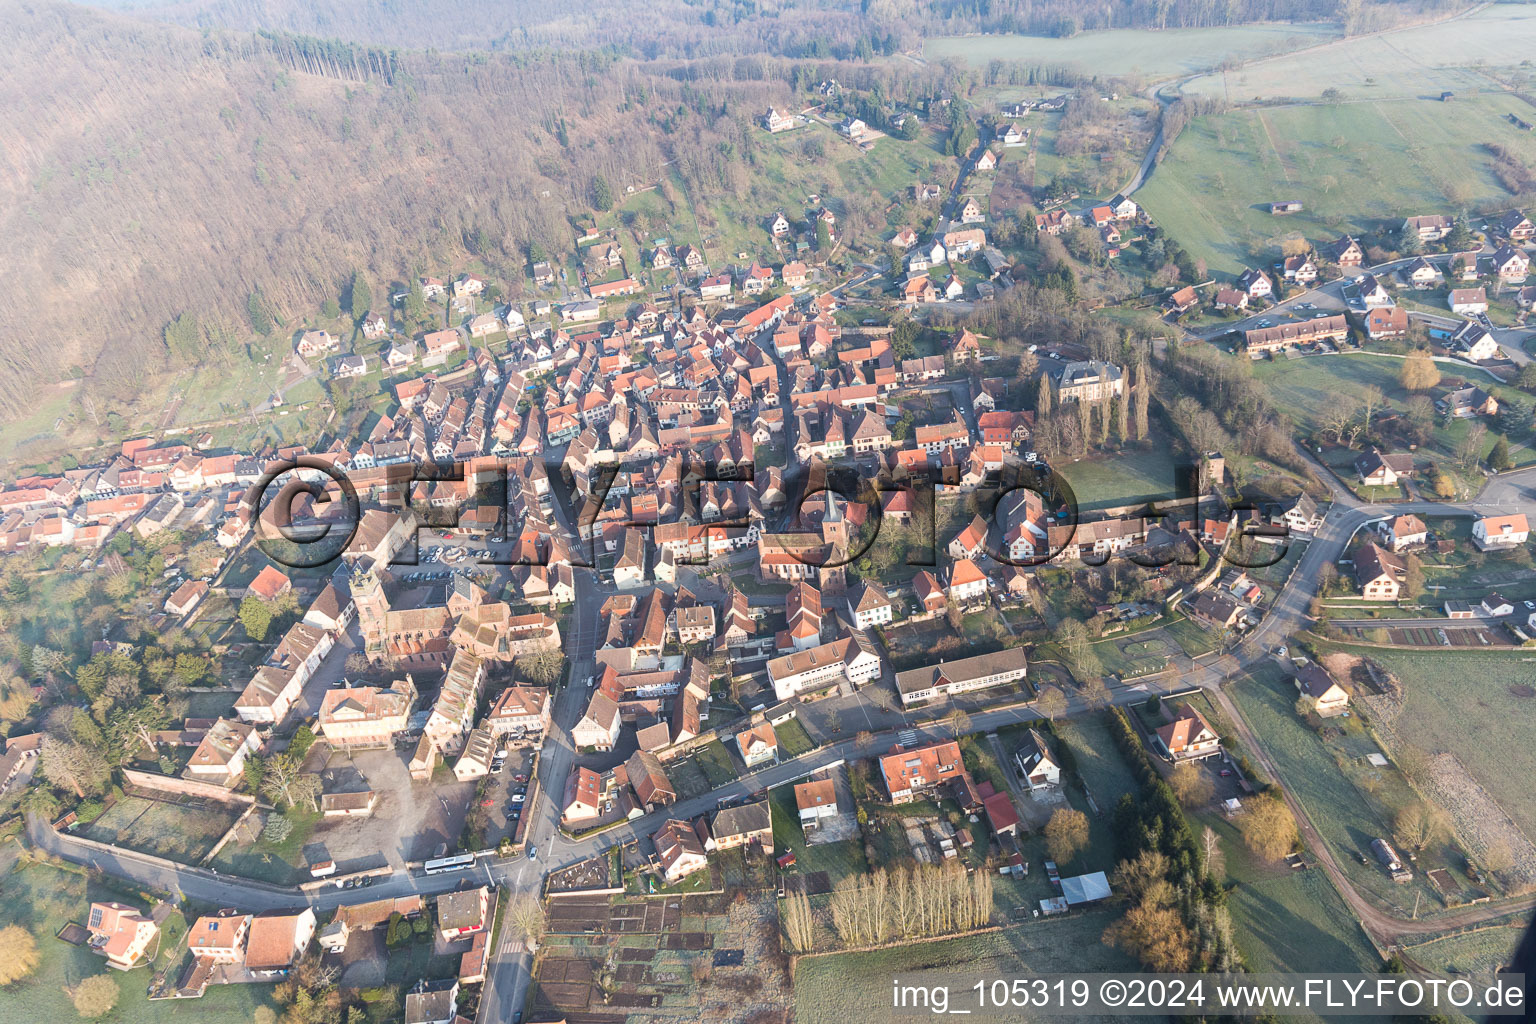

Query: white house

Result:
[766,636,881,700]
[1472,514,1530,551]
[843,582,893,629]
[1013,728,1061,791]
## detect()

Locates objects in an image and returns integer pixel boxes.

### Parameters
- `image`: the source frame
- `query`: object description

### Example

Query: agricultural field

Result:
[0,858,274,1024]
[1057,445,1183,511]
[75,794,242,865]
[1228,661,1479,917]
[792,911,1136,1024]
[1345,648,1536,862]
[1181,7,1536,101]
[1138,92,1536,276]
[925,22,1339,79]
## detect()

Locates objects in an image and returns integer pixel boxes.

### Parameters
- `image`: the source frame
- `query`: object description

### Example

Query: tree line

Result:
[784,859,996,952]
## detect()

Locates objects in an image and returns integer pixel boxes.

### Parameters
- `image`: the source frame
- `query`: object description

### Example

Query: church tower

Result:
[352,567,390,651]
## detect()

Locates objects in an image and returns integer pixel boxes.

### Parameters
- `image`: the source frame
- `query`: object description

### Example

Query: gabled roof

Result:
[1155,704,1217,753]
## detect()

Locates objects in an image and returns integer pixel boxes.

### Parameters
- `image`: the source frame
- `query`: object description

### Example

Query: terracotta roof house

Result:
[844,580,894,629]
[562,766,603,824]
[184,718,259,783]
[244,908,316,976]
[1364,306,1410,339]
[879,740,969,802]
[247,565,292,602]
[1473,513,1530,551]
[912,570,947,614]
[165,579,208,617]
[1448,287,1488,315]
[982,787,1020,837]
[1165,285,1198,312]
[626,749,677,810]
[86,901,159,971]
[653,818,711,884]
[795,778,839,831]
[1154,705,1220,761]
[1378,513,1427,552]
[186,910,251,965]
[946,558,989,604]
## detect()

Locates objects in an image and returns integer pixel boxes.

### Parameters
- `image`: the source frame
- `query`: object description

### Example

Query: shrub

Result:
[261,814,294,843]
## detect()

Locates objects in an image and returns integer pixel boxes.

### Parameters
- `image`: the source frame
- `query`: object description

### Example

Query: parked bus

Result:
[423,852,475,875]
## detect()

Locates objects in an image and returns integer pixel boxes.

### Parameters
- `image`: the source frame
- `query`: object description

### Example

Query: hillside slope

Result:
[0,0,764,424]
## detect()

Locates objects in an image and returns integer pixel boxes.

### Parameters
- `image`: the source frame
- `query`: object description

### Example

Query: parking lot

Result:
[481,745,537,845]
[310,747,477,870]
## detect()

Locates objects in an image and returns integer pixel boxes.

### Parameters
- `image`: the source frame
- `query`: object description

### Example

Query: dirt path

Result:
[1207,683,1536,946]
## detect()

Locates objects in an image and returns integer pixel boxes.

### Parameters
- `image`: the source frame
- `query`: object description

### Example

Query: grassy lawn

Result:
[0,857,276,1024]
[1196,809,1380,974]
[693,739,738,788]
[958,734,1006,791]
[926,22,1339,78]
[1402,924,1526,978]
[1139,85,1536,275]
[673,119,951,269]
[793,910,1136,1024]
[1229,662,1471,918]
[1050,713,1141,814]
[207,805,320,885]
[767,784,867,886]
[77,795,241,865]
[1164,615,1218,657]
[1253,355,1530,470]
[668,757,713,802]
[776,717,816,759]
[1057,445,1184,512]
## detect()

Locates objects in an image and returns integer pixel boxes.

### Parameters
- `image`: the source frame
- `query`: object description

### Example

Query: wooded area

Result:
[85,0,1452,57]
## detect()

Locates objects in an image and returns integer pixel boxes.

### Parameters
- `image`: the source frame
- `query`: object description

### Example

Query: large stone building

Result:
[1054,360,1124,403]
[318,679,417,749]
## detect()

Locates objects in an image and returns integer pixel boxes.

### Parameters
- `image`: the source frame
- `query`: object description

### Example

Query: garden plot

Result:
[530,891,790,1023]
[76,793,241,865]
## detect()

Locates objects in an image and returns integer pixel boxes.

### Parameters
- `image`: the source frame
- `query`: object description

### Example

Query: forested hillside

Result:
[0,1,954,425]
[0,0,1458,430]
[85,0,1458,58]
